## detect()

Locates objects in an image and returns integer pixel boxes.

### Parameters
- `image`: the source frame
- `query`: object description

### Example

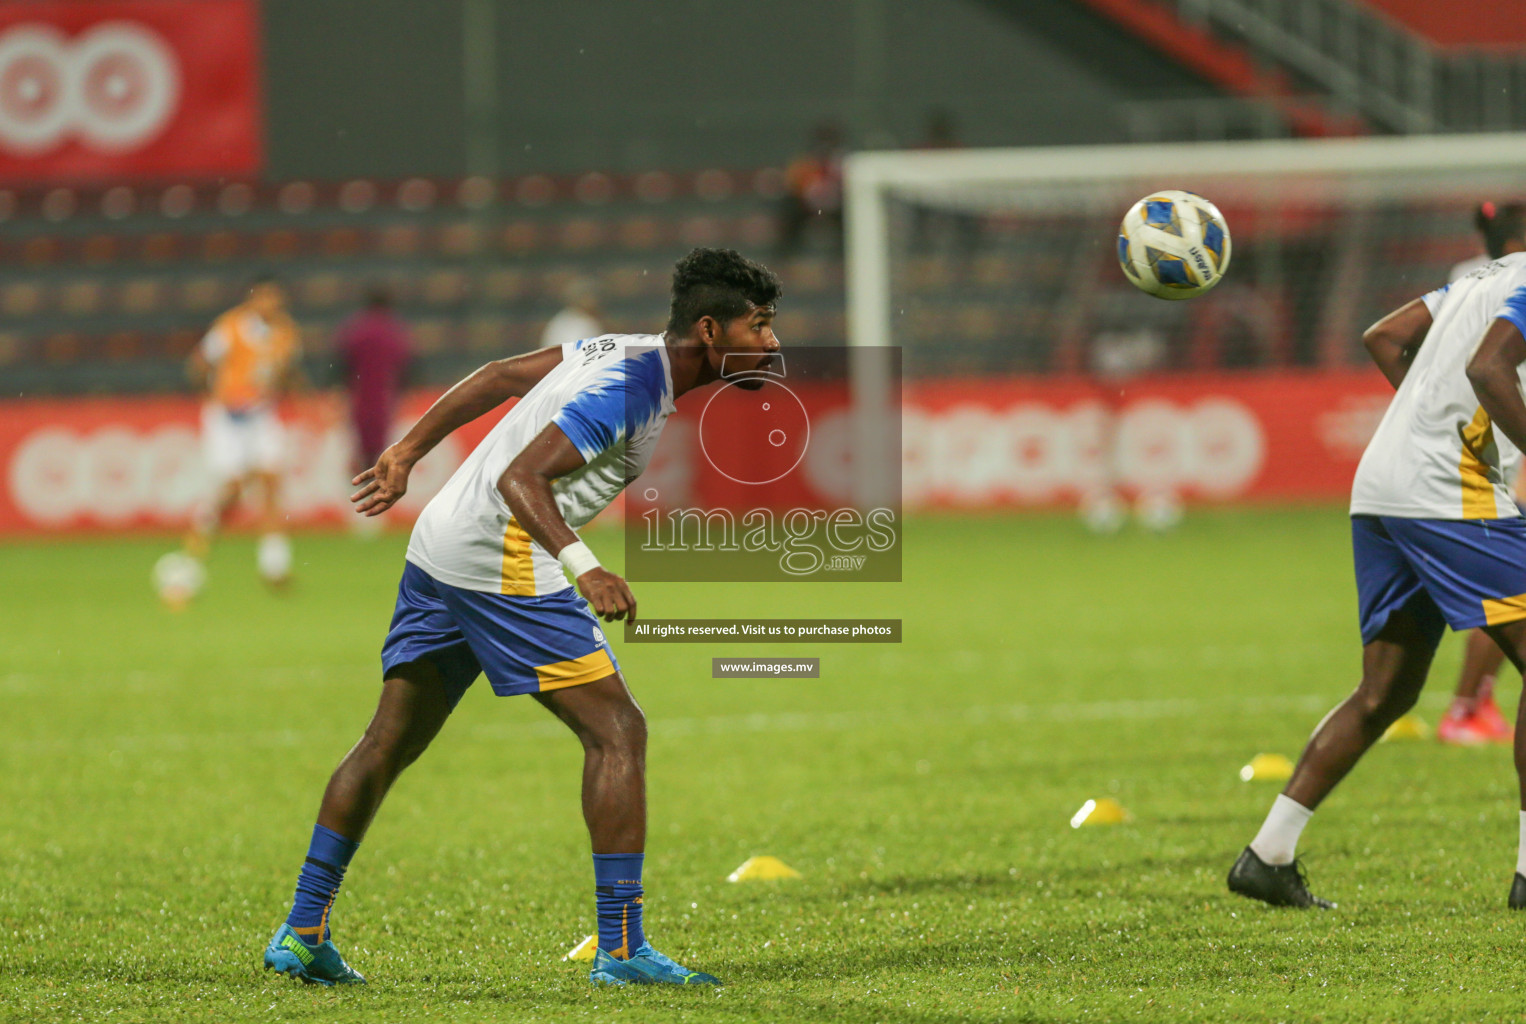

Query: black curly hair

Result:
[1475,202,1526,260]
[666,248,782,335]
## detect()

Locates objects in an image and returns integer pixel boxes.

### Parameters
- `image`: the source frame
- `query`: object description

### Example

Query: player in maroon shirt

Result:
[335,286,412,471]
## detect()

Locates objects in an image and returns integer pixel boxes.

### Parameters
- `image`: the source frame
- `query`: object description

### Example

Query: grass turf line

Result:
[0,508,1521,1023]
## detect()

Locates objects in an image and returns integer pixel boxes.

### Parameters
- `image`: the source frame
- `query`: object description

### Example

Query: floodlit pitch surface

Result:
[1,510,1520,1023]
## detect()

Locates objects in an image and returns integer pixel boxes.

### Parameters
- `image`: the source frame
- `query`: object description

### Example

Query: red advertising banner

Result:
[0,0,261,181]
[903,371,1393,507]
[0,371,1395,535]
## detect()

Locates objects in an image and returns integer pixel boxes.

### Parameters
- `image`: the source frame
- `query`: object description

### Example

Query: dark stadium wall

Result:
[260,0,1222,180]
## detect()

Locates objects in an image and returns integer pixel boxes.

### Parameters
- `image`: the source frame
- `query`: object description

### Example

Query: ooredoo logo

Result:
[0,21,180,154]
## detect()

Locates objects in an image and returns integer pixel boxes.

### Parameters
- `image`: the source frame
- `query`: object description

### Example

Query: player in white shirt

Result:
[1228,252,1526,910]
[262,249,782,987]
[1441,203,1526,744]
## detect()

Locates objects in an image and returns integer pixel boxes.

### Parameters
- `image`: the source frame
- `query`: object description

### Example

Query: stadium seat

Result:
[481,268,529,304]
[42,332,84,364]
[261,230,304,260]
[119,279,164,315]
[23,237,61,266]
[321,228,365,259]
[437,222,485,256]
[82,236,120,265]
[500,222,542,255]
[142,233,180,263]
[202,231,243,262]
[559,218,608,251]
[104,331,144,362]
[1,283,44,317]
[60,281,103,316]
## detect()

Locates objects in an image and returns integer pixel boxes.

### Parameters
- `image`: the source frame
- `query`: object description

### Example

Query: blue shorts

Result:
[380,562,620,708]
[1352,514,1526,646]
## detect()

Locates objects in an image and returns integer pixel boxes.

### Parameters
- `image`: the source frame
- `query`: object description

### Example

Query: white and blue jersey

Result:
[407,334,675,595]
[1350,253,1526,645]
[1351,253,1526,521]
[381,334,672,701]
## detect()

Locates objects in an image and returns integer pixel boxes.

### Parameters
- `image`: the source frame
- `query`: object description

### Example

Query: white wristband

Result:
[557,540,601,579]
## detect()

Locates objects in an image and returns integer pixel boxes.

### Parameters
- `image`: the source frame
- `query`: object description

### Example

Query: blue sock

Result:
[285,824,359,945]
[593,852,645,959]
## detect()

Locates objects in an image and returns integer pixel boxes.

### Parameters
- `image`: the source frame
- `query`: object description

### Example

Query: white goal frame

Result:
[841,131,1526,509]
[845,131,1526,354]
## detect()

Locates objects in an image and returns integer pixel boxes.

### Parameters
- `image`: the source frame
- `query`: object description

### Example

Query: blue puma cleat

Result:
[263,923,366,986]
[589,942,720,986]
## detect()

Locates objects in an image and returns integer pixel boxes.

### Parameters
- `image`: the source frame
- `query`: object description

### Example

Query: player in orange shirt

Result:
[176,276,304,595]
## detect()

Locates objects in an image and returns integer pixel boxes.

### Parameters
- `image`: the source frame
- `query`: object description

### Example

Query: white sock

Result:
[1250,794,1313,866]
[1517,812,1526,878]
[257,533,292,582]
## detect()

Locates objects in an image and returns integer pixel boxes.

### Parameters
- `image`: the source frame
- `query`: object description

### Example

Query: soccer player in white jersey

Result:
[1228,252,1526,909]
[262,249,782,986]
[1440,203,1526,745]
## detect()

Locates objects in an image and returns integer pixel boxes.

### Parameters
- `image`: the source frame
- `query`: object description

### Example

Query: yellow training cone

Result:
[1381,714,1429,742]
[1069,797,1130,828]
[727,855,803,882]
[562,934,597,962]
[1239,753,1295,782]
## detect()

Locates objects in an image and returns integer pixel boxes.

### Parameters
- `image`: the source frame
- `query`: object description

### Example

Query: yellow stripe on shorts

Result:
[535,649,615,691]
[1482,592,1526,627]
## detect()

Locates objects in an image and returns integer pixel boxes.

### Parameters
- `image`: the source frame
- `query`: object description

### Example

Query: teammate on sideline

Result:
[262,248,782,986]
[1229,251,1526,909]
[181,275,304,591]
[1439,203,1526,745]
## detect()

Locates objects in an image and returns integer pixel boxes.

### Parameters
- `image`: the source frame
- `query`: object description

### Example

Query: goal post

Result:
[846,131,1526,362]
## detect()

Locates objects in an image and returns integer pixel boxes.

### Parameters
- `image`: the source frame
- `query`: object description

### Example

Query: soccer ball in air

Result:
[1116,190,1231,299]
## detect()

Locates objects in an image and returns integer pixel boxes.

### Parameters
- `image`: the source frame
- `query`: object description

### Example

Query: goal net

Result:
[845,133,1526,378]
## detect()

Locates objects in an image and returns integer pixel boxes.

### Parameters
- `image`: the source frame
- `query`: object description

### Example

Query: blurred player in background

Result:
[1229,252,1526,910]
[777,121,844,255]
[262,248,782,987]
[336,285,412,471]
[164,276,303,601]
[1439,203,1526,745]
[540,277,605,350]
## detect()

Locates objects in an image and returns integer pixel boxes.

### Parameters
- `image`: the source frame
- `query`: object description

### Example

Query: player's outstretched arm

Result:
[351,345,564,515]
[1467,318,1526,452]
[1362,298,1432,389]
[498,423,637,623]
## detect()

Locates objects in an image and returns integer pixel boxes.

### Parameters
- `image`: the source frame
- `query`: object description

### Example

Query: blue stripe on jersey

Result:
[1495,284,1526,340]
[1421,283,1450,315]
[552,349,667,462]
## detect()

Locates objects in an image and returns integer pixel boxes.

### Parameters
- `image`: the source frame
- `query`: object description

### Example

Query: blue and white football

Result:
[1117,190,1231,299]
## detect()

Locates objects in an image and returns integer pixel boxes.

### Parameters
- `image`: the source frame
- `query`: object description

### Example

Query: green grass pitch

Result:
[2,509,1523,1023]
